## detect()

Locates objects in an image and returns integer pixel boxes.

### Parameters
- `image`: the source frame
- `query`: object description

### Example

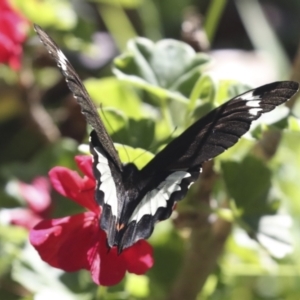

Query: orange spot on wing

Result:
[116,223,125,231]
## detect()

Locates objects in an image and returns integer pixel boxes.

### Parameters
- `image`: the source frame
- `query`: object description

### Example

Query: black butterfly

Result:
[34,24,299,253]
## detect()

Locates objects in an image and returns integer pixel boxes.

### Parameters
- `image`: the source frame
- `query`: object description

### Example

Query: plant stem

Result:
[204,0,227,43]
[168,161,231,300]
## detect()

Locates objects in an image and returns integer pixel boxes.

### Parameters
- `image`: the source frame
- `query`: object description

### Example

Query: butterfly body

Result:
[90,129,199,251]
[34,24,299,253]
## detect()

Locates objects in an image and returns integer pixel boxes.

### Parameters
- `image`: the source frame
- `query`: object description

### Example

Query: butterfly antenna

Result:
[132,126,178,164]
[99,105,130,163]
[131,148,152,164]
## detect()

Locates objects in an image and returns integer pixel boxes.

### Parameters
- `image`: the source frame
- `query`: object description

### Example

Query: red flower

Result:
[0,0,28,69]
[0,177,52,229]
[29,155,154,286]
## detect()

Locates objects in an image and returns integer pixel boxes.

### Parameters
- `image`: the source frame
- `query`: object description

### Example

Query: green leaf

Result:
[147,221,184,296]
[226,81,252,100]
[189,75,216,123]
[215,80,251,105]
[94,0,143,9]
[113,37,210,104]
[85,77,143,119]
[147,40,208,90]
[127,118,155,149]
[0,225,27,280]
[99,108,129,133]
[114,144,154,169]
[188,74,216,113]
[0,138,78,180]
[189,79,250,129]
[114,66,188,106]
[222,155,273,216]
[222,156,293,258]
[287,115,300,131]
[83,108,155,150]
[15,0,77,29]
[125,274,149,297]
[98,108,129,144]
[191,102,215,124]
[170,66,205,98]
[272,131,300,215]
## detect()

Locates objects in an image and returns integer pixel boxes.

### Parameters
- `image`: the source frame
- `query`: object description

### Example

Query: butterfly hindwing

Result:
[119,167,200,250]
[90,130,124,247]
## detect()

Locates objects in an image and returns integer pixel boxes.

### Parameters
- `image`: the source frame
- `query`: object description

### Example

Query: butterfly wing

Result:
[141,81,299,176]
[118,167,199,250]
[89,130,125,248]
[34,24,122,171]
[117,81,299,251]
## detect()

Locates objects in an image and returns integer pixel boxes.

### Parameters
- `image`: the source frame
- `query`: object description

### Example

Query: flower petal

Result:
[0,208,42,230]
[0,1,28,70]
[90,230,127,286]
[30,212,99,272]
[75,155,94,180]
[19,177,51,215]
[90,232,154,286]
[122,240,154,274]
[49,167,99,214]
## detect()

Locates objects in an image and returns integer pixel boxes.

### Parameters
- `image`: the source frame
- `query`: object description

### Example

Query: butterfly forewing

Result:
[34,24,122,171]
[35,25,299,253]
[140,81,299,178]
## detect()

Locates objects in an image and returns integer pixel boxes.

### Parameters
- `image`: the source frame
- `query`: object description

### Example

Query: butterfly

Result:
[34,24,299,253]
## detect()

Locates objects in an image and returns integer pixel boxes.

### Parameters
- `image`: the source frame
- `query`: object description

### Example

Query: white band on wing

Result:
[129,171,191,223]
[94,148,118,217]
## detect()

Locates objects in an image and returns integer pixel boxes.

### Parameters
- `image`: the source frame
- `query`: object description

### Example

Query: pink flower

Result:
[29,155,154,286]
[0,0,28,69]
[2,177,52,230]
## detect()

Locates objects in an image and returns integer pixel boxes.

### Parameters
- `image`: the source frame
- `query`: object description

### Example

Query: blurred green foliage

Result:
[1,0,300,300]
